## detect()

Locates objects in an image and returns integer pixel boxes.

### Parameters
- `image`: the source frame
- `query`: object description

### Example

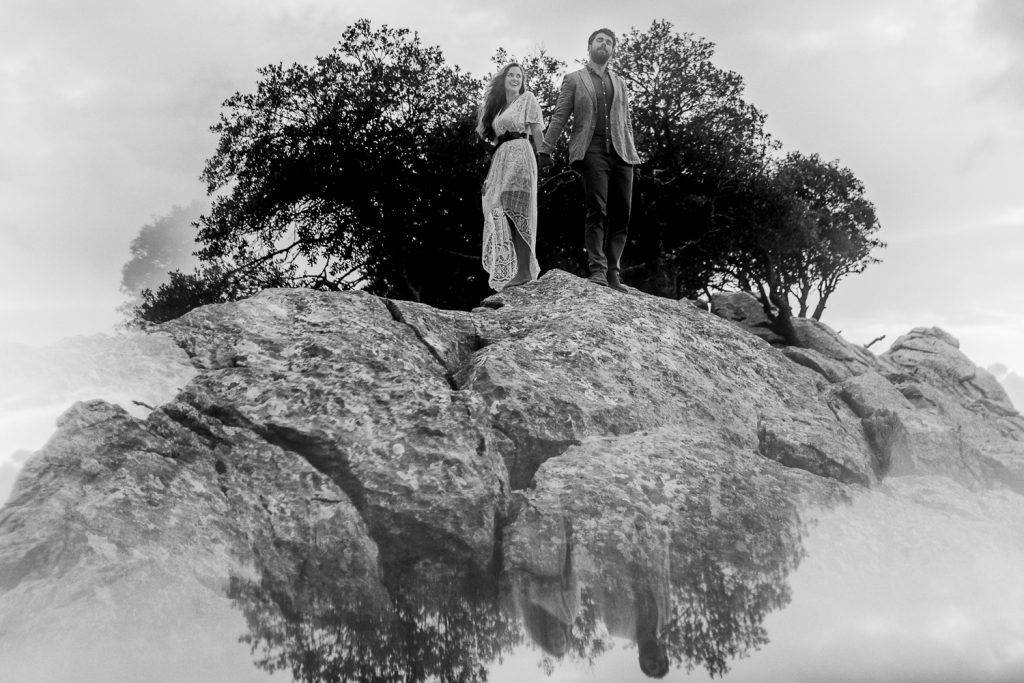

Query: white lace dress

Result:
[481,91,542,291]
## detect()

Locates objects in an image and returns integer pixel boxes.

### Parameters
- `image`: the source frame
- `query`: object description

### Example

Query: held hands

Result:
[536,152,554,173]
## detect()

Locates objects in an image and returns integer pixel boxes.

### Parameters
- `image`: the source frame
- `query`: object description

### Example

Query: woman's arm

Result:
[522,91,547,154]
[529,121,544,151]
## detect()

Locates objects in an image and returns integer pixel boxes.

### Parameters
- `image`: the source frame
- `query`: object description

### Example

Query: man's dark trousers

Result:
[576,145,634,283]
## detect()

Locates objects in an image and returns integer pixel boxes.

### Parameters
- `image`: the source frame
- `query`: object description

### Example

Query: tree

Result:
[129,262,282,327]
[487,47,566,116]
[774,152,884,320]
[604,21,883,337]
[120,201,203,300]
[728,152,884,342]
[191,19,490,317]
[612,20,778,299]
[120,201,209,327]
[499,21,780,292]
[132,18,883,332]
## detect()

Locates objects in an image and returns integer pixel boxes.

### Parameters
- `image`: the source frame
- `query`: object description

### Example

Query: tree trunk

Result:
[811,296,827,321]
[756,279,798,346]
[769,287,798,345]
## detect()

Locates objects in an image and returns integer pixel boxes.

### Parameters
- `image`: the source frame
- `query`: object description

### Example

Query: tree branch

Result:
[864,334,886,350]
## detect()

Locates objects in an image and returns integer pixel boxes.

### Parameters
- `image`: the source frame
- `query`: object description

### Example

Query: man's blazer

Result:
[540,66,641,165]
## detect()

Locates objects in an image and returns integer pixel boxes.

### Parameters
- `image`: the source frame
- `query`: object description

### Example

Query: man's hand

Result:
[536,152,554,172]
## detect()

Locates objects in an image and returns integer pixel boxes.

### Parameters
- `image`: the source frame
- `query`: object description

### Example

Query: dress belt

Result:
[493,132,528,150]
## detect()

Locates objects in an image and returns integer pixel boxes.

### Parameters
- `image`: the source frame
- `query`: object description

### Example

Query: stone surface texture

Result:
[1,270,1023,680]
[709,290,787,345]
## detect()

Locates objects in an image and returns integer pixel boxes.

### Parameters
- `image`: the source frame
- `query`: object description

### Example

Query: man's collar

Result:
[585,62,612,77]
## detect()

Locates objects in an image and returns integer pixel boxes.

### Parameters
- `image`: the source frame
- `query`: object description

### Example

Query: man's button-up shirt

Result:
[586,64,614,154]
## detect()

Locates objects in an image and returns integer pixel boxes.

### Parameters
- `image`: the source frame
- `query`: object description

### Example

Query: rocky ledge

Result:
[1,270,1021,681]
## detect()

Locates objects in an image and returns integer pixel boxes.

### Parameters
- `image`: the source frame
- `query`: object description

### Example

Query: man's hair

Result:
[587,28,617,49]
[638,638,669,678]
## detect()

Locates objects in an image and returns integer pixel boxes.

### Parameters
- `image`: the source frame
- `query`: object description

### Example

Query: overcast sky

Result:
[1,0,1021,375]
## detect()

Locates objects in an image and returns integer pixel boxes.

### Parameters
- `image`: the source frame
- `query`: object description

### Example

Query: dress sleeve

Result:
[523,91,543,126]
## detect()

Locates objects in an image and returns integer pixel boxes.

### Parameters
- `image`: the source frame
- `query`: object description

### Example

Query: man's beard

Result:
[590,46,610,65]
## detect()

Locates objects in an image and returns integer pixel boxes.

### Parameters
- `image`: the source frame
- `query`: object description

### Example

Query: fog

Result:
[0,333,197,503]
[2,334,1024,681]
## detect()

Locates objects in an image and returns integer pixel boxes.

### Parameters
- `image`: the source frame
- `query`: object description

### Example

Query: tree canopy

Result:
[120,201,204,299]
[735,152,884,341]
[613,20,778,299]
[126,18,884,338]
[197,18,489,305]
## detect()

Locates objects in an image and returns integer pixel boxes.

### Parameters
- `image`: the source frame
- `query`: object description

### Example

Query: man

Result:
[538,28,641,291]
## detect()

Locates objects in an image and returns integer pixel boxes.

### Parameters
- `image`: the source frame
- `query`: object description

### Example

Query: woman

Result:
[476,63,545,290]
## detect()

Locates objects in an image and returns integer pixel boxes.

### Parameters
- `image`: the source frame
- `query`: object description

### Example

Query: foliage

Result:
[120,201,204,298]
[490,23,784,290]
[771,152,884,320]
[226,466,807,681]
[192,19,491,316]
[488,47,565,117]
[613,20,778,299]
[128,17,883,332]
[231,570,521,683]
[127,262,282,327]
[119,202,205,324]
[725,152,884,341]
[662,469,806,677]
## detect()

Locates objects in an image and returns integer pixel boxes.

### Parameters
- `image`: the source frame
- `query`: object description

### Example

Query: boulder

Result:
[160,288,508,571]
[884,327,1017,416]
[0,398,386,682]
[0,332,198,505]
[782,346,856,383]
[709,293,885,383]
[458,272,877,488]
[710,290,786,345]
[2,270,1024,680]
[876,328,1024,490]
[789,317,881,378]
[837,363,1024,491]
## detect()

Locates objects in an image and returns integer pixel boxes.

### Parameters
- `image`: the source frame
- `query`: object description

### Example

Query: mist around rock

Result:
[988,362,1024,413]
[0,334,197,504]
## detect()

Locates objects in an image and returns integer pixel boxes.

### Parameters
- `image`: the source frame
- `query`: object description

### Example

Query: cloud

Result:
[978,0,1024,42]
[988,364,1024,412]
[0,0,376,344]
[976,0,1024,103]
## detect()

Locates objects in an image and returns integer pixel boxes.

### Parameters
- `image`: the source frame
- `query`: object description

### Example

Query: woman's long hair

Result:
[476,63,526,142]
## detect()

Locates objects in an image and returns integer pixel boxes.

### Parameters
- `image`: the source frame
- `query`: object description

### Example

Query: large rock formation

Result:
[0,333,197,504]
[1,270,1022,681]
[714,292,1024,491]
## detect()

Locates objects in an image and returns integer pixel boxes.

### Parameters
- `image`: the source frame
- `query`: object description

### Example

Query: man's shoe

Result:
[607,272,628,292]
[588,273,609,287]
